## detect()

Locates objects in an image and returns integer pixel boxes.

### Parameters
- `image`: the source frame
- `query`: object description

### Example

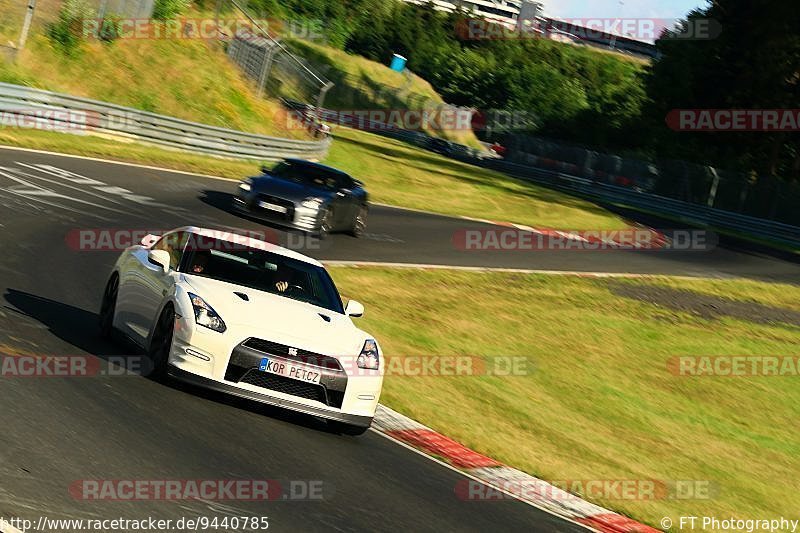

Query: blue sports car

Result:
[234,159,369,238]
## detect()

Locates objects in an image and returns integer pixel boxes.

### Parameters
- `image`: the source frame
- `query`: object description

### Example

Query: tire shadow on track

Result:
[4,288,131,359]
[2,289,345,436]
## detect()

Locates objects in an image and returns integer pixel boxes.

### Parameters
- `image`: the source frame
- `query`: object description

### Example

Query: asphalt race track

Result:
[0,146,797,532]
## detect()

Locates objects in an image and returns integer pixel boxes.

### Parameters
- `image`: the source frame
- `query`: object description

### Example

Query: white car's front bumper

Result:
[167,317,383,428]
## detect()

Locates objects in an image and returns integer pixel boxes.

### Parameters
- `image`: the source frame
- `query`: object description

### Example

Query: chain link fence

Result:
[220,0,332,109]
[505,134,800,226]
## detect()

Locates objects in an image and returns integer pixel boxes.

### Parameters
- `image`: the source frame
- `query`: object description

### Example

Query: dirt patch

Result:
[608,282,800,327]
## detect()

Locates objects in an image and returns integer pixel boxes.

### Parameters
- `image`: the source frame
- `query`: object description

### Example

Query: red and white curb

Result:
[372,404,660,533]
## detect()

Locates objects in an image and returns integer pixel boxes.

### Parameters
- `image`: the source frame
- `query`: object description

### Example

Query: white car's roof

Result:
[170,226,323,267]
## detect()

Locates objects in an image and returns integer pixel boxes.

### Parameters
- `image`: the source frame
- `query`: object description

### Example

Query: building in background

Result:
[400,0,657,58]
[402,0,543,28]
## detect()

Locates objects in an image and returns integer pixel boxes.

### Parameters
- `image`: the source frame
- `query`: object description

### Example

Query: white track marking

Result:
[5,167,132,215]
[0,187,113,221]
[0,168,131,217]
[14,162,191,215]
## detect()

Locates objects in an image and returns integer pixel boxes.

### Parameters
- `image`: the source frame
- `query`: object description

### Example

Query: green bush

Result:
[98,15,123,43]
[46,0,93,55]
[152,0,191,20]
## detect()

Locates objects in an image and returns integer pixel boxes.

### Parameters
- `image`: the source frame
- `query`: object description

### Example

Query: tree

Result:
[646,0,800,178]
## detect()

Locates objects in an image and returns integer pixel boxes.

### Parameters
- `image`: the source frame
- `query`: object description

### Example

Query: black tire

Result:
[147,306,175,380]
[99,274,119,339]
[328,420,369,436]
[317,207,334,239]
[350,205,368,238]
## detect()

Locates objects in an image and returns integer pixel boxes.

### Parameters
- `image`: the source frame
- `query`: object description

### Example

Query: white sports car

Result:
[99,227,383,435]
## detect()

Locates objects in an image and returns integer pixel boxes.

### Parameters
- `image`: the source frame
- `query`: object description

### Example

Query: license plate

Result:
[258,201,288,213]
[259,357,321,385]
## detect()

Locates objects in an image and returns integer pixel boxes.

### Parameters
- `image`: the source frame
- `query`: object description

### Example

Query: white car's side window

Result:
[152,232,186,271]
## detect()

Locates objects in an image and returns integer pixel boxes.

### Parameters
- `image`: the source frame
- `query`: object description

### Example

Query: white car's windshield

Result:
[182,239,344,314]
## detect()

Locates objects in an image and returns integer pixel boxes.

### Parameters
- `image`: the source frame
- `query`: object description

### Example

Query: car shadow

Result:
[3,288,134,360]
[2,289,343,435]
[198,190,298,237]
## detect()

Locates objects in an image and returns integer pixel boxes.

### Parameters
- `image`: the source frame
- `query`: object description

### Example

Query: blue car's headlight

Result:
[187,293,226,333]
[239,179,253,192]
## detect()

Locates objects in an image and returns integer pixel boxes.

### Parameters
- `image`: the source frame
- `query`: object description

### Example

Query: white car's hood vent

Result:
[182,275,364,355]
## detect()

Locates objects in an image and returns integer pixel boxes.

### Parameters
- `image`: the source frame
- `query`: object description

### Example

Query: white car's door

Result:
[118,232,185,346]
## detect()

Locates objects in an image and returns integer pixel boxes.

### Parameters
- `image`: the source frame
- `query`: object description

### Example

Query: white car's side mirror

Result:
[147,249,171,273]
[141,234,160,248]
[345,300,364,318]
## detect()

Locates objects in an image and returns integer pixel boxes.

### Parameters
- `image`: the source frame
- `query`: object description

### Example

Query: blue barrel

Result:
[389,54,407,72]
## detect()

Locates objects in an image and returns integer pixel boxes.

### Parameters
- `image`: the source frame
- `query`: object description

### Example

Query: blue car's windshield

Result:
[271,161,343,190]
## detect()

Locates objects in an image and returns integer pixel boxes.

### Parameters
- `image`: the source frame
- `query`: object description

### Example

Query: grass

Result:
[325,126,629,230]
[0,33,303,138]
[328,266,800,529]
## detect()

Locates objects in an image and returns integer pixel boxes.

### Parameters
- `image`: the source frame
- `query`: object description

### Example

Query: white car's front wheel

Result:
[147,306,175,380]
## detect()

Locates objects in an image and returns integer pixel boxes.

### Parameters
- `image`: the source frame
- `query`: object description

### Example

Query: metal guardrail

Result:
[0,82,331,161]
[462,157,800,248]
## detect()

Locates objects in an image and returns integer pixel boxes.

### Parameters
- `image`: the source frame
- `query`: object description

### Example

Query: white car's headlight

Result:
[188,293,227,333]
[239,179,252,192]
[357,339,380,370]
[301,196,323,209]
